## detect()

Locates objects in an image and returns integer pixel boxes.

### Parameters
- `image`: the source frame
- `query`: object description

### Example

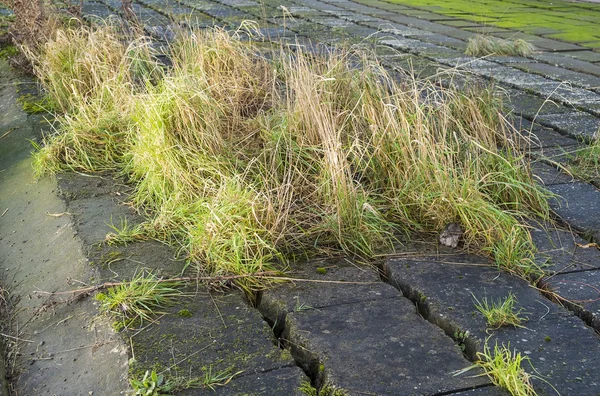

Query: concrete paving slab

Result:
[530,162,576,186]
[385,255,600,395]
[532,53,600,78]
[535,111,600,141]
[547,182,600,238]
[129,291,302,394]
[257,259,494,394]
[530,222,600,273]
[507,62,600,90]
[283,297,490,395]
[540,269,600,331]
[178,366,306,395]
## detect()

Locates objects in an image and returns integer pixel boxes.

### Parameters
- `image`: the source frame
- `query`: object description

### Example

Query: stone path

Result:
[3,0,600,394]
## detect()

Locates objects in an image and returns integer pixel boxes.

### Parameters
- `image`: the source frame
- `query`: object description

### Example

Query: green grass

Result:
[30,24,551,287]
[473,292,528,329]
[465,35,535,57]
[455,341,538,396]
[130,366,243,395]
[386,0,600,50]
[94,270,184,330]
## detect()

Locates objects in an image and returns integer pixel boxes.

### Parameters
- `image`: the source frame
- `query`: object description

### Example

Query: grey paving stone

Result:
[283,298,490,395]
[561,50,600,64]
[530,83,600,109]
[512,120,580,149]
[373,22,433,37]
[532,53,600,78]
[82,1,113,19]
[503,88,573,118]
[492,32,584,52]
[130,292,299,388]
[257,259,492,394]
[529,145,584,165]
[179,366,306,395]
[540,269,600,331]
[547,182,600,238]
[507,62,600,90]
[385,255,600,395]
[450,386,509,395]
[531,162,576,186]
[379,37,444,54]
[535,112,600,141]
[530,221,600,273]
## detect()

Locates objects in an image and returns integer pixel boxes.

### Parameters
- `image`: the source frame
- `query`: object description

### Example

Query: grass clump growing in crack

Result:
[299,380,348,396]
[31,23,551,287]
[466,35,535,57]
[105,217,147,245]
[94,270,183,330]
[473,292,528,329]
[456,341,538,396]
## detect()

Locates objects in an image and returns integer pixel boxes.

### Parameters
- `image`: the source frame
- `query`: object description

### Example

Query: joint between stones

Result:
[378,262,480,361]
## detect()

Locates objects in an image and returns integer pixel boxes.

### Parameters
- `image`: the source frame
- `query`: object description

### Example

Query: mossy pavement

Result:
[3,0,600,394]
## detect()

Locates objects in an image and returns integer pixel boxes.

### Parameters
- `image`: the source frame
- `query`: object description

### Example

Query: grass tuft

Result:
[456,341,537,396]
[32,24,551,287]
[466,35,535,57]
[95,270,183,330]
[473,292,528,329]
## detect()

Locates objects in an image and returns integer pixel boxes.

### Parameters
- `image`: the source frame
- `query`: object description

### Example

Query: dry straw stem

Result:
[31,24,551,287]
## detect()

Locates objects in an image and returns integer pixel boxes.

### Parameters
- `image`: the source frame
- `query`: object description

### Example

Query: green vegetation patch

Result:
[473,292,528,329]
[455,341,538,396]
[31,23,551,288]
[387,0,600,50]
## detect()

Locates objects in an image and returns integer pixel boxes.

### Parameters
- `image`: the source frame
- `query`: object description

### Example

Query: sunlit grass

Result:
[30,23,551,288]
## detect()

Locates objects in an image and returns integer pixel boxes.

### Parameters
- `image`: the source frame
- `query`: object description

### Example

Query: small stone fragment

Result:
[439,222,463,248]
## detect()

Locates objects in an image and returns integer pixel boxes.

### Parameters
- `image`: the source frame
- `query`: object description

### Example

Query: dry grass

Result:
[31,24,551,288]
[466,35,535,57]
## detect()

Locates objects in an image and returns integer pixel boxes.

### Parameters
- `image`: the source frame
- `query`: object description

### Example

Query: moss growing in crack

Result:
[177,309,193,318]
[299,380,348,396]
[0,44,17,59]
[17,94,55,114]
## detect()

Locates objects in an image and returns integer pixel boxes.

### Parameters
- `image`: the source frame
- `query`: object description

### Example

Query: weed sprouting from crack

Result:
[455,340,538,396]
[94,270,184,330]
[473,292,529,329]
[105,216,147,246]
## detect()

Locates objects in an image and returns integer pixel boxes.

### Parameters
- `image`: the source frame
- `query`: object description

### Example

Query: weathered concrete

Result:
[258,259,495,395]
[131,292,306,395]
[540,269,600,332]
[0,61,129,395]
[385,254,600,395]
[530,222,600,273]
[547,182,600,239]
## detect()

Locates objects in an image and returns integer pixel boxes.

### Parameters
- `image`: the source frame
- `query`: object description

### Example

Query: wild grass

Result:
[31,23,551,288]
[455,341,537,396]
[473,292,528,329]
[94,270,183,330]
[466,35,535,57]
